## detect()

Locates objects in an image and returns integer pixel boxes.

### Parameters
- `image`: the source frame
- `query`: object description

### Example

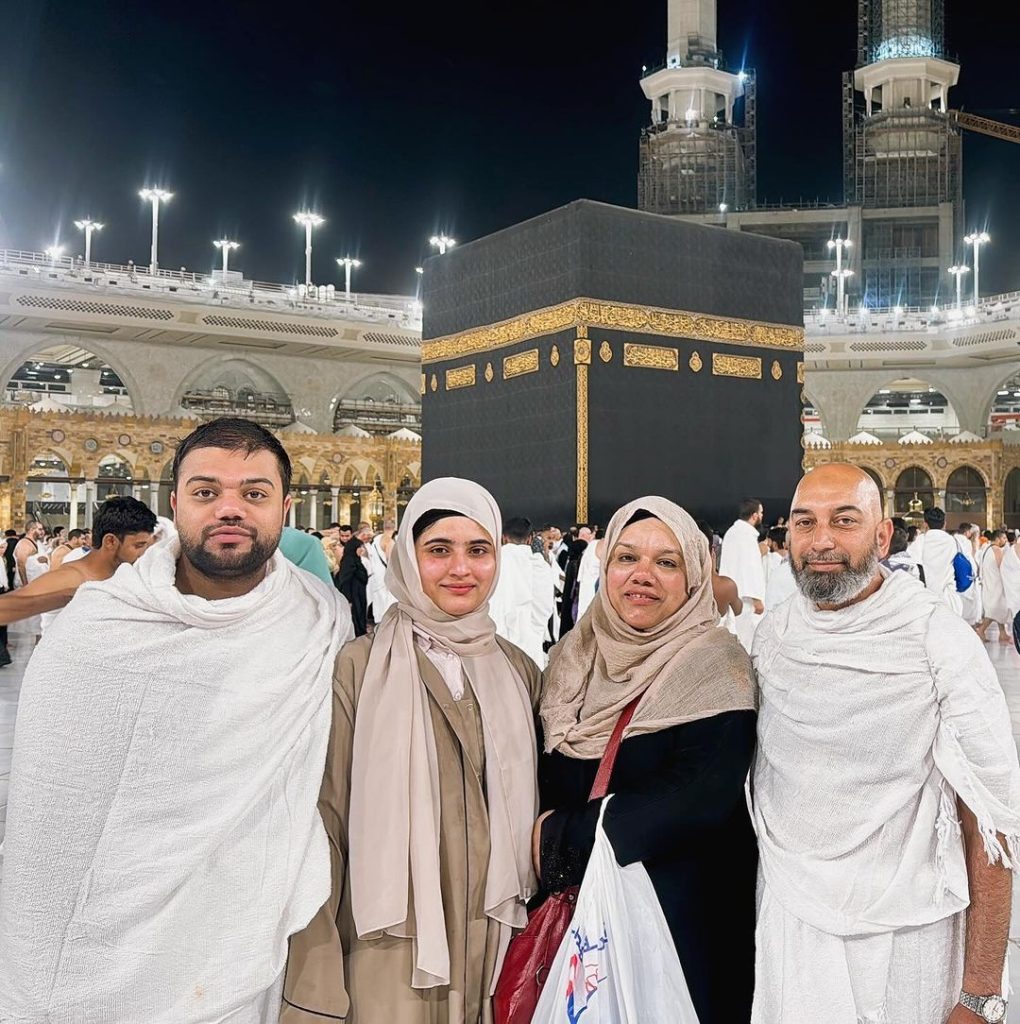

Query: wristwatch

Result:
[960,991,1007,1022]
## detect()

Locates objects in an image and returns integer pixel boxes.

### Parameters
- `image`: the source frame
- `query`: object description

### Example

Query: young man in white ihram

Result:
[0,418,353,1024]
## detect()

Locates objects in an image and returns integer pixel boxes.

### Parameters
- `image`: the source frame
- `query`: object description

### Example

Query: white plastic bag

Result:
[532,796,700,1024]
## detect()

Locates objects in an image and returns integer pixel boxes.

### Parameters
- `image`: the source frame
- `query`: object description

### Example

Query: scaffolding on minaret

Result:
[636,0,756,215]
[842,0,962,305]
[858,0,945,63]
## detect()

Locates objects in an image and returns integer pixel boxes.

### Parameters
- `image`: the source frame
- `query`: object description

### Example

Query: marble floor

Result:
[987,635,1020,1017]
[2,625,1020,1015]
[0,620,36,858]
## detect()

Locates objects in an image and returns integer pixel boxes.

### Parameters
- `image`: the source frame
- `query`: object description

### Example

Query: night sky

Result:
[0,1,1016,297]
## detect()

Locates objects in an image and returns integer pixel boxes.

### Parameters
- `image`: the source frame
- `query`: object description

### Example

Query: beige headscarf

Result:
[541,495,756,760]
[348,478,538,991]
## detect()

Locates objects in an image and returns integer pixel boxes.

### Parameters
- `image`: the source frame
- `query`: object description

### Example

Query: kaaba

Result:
[420,200,804,530]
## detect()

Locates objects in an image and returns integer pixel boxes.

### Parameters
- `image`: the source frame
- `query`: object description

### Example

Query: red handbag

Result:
[492,696,640,1024]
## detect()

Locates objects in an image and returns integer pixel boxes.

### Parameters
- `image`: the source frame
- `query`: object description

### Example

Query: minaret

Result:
[851,0,957,129]
[844,0,962,305]
[637,0,756,215]
[667,0,717,67]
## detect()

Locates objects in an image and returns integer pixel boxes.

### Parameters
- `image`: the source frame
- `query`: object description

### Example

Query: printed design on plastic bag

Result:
[565,924,609,1022]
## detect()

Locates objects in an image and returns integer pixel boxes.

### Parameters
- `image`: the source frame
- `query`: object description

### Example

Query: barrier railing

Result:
[3,247,1017,337]
[0,249,422,327]
[805,291,1020,332]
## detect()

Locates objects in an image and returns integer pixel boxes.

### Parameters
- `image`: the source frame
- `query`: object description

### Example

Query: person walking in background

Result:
[719,498,767,652]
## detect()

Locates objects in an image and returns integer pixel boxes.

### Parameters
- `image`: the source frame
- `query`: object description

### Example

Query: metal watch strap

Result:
[960,991,1006,1022]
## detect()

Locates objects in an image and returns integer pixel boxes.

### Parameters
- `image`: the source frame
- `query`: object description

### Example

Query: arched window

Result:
[397,475,417,525]
[989,373,1020,436]
[945,466,987,524]
[894,466,934,517]
[1005,469,1020,529]
[334,373,421,434]
[180,360,293,427]
[26,453,72,522]
[349,482,363,526]
[96,454,133,503]
[859,378,958,440]
[292,472,312,529]
[6,347,133,413]
[158,460,174,519]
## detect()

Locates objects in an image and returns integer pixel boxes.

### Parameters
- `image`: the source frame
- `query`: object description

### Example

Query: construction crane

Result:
[951,110,1020,144]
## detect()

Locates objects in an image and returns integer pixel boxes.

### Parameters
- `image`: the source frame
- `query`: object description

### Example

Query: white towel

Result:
[753,568,1020,939]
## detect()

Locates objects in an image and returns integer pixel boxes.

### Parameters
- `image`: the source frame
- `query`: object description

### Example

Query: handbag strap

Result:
[588,695,641,801]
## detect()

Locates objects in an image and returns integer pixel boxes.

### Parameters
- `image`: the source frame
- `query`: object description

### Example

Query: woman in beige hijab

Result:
[537,496,757,1024]
[282,478,541,1024]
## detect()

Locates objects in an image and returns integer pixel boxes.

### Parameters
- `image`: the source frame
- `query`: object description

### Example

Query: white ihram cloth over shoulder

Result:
[366,533,396,620]
[751,568,1020,1022]
[955,534,982,625]
[490,543,553,668]
[920,528,964,615]
[719,517,766,652]
[575,540,601,620]
[982,544,1011,624]
[0,523,353,1024]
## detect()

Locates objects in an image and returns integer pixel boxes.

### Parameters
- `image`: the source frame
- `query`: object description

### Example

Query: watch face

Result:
[984,996,1007,1022]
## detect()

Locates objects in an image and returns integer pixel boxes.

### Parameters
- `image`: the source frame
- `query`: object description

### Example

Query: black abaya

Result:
[336,537,369,636]
[557,538,587,636]
[537,710,758,1024]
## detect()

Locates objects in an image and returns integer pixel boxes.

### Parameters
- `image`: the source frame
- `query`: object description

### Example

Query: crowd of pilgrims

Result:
[0,415,1019,1024]
[280,501,1020,660]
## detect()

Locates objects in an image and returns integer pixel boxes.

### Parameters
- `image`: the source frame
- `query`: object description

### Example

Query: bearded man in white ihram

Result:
[751,463,1020,1024]
[0,418,353,1024]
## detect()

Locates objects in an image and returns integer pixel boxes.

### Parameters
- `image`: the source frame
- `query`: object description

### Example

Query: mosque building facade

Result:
[0,252,423,530]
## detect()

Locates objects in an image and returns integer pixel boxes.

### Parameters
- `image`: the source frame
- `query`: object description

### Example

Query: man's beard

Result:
[179,521,281,579]
[791,542,881,605]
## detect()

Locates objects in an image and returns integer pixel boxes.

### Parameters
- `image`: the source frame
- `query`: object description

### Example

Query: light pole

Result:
[74,219,103,267]
[293,212,324,288]
[335,257,361,305]
[429,234,455,255]
[138,187,173,274]
[827,237,852,315]
[213,239,239,278]
[963,231,990,304]
[830,269,854,316]
[948,264,970,312]
[44,244,65,266]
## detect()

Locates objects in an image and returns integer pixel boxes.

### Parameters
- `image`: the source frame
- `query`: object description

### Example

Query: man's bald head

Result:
[788,463,893,609]
[792,463,884,524]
